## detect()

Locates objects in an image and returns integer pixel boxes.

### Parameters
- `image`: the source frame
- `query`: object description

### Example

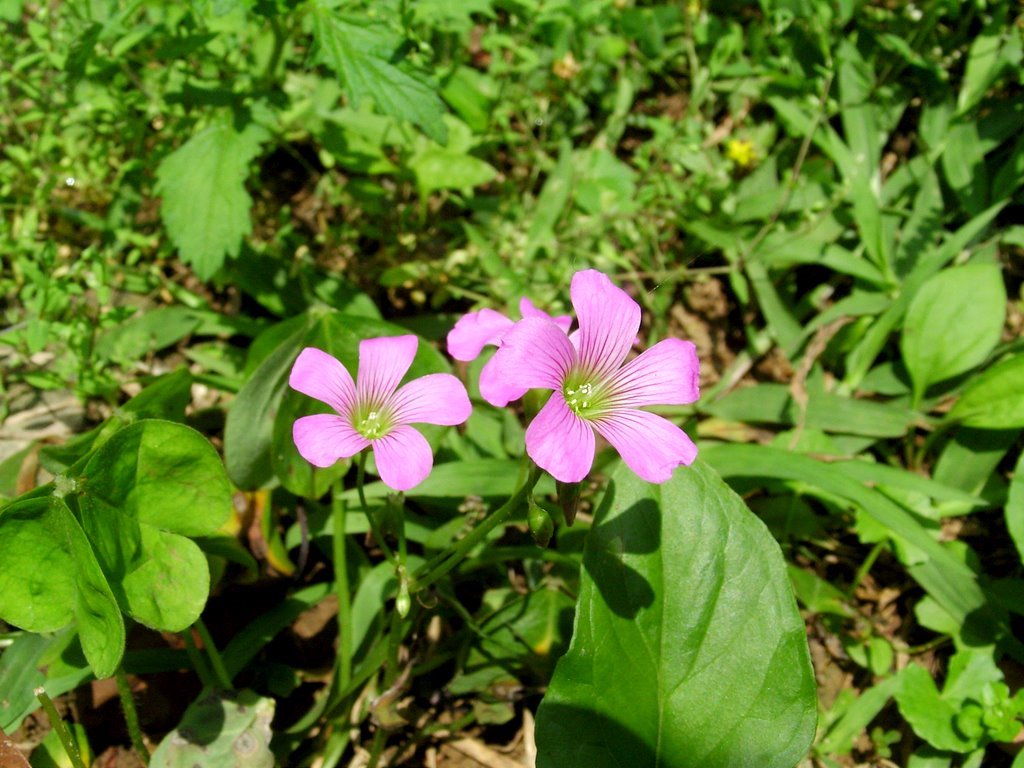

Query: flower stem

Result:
[34,687,87,768]
[410,466,541,594]
[357,450,395,562]
[333,481,353,691]
[115,667,150,765]
[181,627,214,688]
[194,618,233,691]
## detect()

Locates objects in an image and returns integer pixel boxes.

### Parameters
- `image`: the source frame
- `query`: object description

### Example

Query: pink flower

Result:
[484,270,700,484]
[288,336,471,491]
[447,297,572,405]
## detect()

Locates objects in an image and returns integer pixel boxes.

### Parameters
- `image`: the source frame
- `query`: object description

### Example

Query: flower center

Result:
[353,403,393,440]
[563,372,610,419]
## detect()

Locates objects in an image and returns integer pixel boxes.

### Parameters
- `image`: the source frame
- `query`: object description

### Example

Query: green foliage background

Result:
[2,0,1024,766]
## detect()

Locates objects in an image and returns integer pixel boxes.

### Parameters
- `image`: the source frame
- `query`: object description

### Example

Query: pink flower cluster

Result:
[288,270,699,490]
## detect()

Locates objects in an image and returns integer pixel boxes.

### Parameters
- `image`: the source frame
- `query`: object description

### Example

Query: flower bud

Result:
[556,480,581,526]
[528,496,555,548]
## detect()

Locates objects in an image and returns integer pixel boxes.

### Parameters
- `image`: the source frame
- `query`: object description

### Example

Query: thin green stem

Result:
[410,467,541,594]
[181,628,214,688]
[366,727,388,768]
[357,450,396,562]
[115,667,150,765]
[333,482,353,691]
[194,618,233,691]
[847,541,886,599]
[34,688,87,768]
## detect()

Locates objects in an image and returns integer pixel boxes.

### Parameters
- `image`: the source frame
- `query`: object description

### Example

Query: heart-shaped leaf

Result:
[79,420,232,631]
[0,497,125,678]
[535,460,816,768]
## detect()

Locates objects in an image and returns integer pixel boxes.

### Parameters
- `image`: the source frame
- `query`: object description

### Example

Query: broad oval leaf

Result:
[947,353,1024,429]
[901,262,1006,403]
[535,460,816,768]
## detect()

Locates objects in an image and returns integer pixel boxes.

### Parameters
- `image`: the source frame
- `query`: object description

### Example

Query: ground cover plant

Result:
[1,0,1023,766]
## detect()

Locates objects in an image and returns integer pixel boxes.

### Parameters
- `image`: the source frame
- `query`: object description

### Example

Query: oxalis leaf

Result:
[0,497,125,678]
[79,420,233,631]
[311,5,448,144]
[535,460,816,768]
[156,121,269,280]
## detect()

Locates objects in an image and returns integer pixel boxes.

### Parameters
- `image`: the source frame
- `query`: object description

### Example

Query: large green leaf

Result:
[0,497,125,678]
[901,262,1006,404]
[535,461,816,768]
[79,420,232,631]
[311,5,447,144]
[156,121,269,280]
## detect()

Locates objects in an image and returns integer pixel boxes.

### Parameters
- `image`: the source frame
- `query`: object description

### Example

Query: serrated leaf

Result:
[535,461,816,768]
[156,122,268,280]
[311,8,447,144]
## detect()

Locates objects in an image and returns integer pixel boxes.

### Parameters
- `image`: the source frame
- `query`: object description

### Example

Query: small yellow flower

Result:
[725,138,757,169]
[552,52,581,80]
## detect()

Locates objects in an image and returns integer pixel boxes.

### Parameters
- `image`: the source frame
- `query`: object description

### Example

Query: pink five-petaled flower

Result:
[447,297,572,406]
[288,336,471,491]
[484,270,700,484]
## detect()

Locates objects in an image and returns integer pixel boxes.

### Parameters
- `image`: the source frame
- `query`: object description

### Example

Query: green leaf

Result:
[409,148,496,198]
[156,121,268,280]
[150,690,274,768]
[225,315,315,489]
[311,7,447,144]
[0,497,125,678]
[79,420,232,631]
[843,199,1005,388]
[948,353,1024,429]
[535,461,816,768]
[701,444,999,639]
[902,263,1005,404]
[0,633,48,731]
[1006,451,1024,563]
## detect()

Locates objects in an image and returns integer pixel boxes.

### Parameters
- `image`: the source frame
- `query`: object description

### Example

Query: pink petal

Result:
[447,308,514,362]
[357,335,418,402]
[478,357,529,407]
[481,317,577,407]
[519,297,573,334]
[288,347,356,415]
[390,373,471,426]
[293,414,369,468]
[608,339,701,407]
[570,270,641,377]
[525,393,596,483]
[592,409,697,483]
[372,425,434,490]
